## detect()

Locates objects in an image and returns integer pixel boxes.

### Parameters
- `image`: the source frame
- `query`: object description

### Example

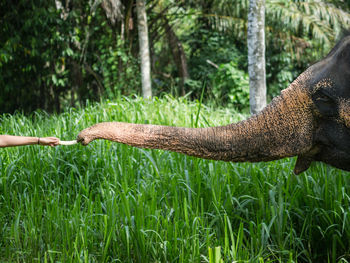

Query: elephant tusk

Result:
[59,140,78,146]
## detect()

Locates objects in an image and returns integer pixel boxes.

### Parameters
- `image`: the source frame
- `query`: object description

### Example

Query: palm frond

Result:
[205,0,349,47]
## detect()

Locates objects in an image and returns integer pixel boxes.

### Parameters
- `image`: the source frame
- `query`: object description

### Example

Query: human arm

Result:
[0,135,60,147]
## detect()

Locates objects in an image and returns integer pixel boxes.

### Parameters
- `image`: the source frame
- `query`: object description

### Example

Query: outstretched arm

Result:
[0,135,60,147]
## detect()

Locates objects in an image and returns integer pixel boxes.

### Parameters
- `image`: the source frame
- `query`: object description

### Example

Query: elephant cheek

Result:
[338,98,350,128]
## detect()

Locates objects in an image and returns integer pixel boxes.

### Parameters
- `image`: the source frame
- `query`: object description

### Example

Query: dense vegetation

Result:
[1,97,350,262]
[1,0,349,113]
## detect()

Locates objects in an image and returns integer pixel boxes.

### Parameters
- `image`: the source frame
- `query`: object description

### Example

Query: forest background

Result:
[2,0,350,114]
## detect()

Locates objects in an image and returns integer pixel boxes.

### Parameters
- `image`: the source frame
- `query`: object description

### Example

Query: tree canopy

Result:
[1,0,349,113]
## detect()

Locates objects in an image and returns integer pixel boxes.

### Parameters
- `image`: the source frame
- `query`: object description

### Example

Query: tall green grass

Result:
[1,96,350,262]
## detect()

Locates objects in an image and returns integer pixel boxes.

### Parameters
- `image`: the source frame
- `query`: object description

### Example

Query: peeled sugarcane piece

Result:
[59,140,78,146]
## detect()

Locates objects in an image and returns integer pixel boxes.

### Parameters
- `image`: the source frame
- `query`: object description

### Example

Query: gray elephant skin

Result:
[77,34,350,174]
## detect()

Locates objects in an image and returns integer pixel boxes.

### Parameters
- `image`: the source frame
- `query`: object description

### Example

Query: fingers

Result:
[39,136,90,147]
[39,137,60,147]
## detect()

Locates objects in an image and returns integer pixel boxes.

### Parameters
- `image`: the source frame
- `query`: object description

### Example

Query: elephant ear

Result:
[312,89,338,117]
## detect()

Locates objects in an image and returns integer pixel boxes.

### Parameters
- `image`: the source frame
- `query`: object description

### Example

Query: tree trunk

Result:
[164,18,189,96]
[101,0,124,26]
[136,0,152,99]
[248,0,266,115]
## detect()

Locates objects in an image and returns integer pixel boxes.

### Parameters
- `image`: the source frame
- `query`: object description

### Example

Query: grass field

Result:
[1,96,350,262]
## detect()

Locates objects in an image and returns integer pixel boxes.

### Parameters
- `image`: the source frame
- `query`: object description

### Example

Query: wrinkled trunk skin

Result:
[78,71,315,174]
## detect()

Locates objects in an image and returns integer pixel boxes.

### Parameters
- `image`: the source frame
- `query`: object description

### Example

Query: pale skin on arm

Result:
[0,135,60,147]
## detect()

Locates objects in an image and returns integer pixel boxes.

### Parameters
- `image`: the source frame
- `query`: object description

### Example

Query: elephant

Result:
[77,34,350,174]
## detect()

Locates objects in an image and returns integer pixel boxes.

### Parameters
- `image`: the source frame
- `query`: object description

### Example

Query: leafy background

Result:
[1,0,349,113]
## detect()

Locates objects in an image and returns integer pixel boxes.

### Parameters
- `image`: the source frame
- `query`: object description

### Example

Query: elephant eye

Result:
[316,94,326,100]
[312,89,338,117]
[316,94,331,102]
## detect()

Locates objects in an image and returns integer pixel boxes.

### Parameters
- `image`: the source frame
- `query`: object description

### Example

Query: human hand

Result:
[38,137,60,147]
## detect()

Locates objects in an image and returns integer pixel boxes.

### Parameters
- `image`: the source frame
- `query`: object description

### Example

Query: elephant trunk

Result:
[77,80,315,168]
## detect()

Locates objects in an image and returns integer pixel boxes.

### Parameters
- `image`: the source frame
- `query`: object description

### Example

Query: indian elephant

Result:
[77,34,350,174]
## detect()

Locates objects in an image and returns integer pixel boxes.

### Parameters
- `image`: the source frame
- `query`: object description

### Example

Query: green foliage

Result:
[210,61,250,110]
[96,39,141,99]
[187,28,247,82]
[185,27,249,107]
[208,246,224,263]
[266,46,299,98]
[0,0,142,113]
[1,0,350,114]
[1,97,350,262]
[198,0,350,99]
[210,0,350,52]
[0,0,70,112]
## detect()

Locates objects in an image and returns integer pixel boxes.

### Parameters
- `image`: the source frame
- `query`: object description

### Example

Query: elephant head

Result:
[77,35,350,174]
